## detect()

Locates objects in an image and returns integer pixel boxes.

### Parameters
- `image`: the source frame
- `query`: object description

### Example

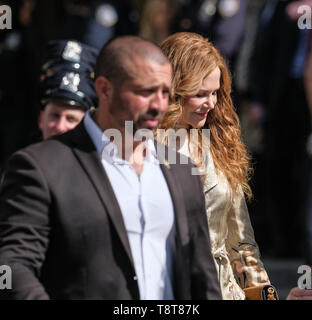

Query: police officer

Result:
[172,0,247,65]
[39,39,98,140]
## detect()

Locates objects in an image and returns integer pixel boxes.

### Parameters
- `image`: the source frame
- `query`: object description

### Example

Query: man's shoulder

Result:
[9,128,81,167]
[17,137,71,159]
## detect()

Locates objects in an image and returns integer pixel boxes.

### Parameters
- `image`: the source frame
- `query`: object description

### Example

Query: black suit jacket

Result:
[0,122,221,300]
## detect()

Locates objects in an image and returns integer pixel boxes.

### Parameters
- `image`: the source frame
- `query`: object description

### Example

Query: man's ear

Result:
[95,76,113,103]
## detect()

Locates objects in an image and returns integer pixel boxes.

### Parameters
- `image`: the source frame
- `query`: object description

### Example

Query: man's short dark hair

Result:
[95,36,170,85]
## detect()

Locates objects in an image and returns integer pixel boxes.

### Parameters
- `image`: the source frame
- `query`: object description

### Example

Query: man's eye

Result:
[139,89,153,96]
[67,117,79,123]
[50,113,60,120]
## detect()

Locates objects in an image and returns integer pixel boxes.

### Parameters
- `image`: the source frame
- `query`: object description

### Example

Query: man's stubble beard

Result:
[110,93,159,133]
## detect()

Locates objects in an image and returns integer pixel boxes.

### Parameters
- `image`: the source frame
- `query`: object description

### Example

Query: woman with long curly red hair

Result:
[158,32,270,300]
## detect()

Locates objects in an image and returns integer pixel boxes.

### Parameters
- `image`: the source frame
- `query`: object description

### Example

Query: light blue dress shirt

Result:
[84,111,176,300]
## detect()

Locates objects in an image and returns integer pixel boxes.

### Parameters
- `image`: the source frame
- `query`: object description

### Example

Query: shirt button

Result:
[133,276,138,281]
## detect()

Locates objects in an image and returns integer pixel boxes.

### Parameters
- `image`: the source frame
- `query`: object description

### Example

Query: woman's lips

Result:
[195,112,208,119]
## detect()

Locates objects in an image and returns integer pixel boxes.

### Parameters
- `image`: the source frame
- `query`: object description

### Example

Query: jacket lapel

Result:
[157,149,189,248]
[66,123,135,268]
[157,148,191,299]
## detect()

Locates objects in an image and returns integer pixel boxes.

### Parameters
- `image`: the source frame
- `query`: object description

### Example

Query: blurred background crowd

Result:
[0,0,312,266]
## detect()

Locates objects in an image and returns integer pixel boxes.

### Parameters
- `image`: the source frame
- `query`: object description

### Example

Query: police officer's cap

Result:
[40,40,98,111]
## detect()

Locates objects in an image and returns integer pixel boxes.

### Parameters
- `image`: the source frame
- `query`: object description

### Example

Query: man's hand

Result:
[287,287,312,300]
[286,0,312,20]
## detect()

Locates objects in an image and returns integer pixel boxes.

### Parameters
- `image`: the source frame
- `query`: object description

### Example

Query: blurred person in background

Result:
[0,0,40,171]
[248,0,311,258]
[297,1,312,264]
[305,42,312,266]
[235,0,266,142]
[139,0,178,44]
[55,0,139,50]
[282,0,311,261]
[233,0,269,253]
[172,0,247,69]
[285,0,312,267]
[38,40,98,140]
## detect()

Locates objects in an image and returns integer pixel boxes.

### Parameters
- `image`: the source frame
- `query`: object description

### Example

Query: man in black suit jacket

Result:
[0,36,221,300]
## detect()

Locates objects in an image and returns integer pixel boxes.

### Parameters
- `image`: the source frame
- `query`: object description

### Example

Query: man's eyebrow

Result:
[134,84,170,91]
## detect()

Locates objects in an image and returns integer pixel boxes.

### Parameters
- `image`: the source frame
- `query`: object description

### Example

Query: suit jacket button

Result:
[133,276,138,281]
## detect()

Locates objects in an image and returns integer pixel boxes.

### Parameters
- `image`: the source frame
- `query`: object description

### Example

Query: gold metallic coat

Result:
[203,150,270,300]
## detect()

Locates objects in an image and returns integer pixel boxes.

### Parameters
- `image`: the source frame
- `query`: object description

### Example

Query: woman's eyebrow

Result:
[198,87,220,93]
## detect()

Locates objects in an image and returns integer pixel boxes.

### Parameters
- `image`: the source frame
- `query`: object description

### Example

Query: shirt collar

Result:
[83,110,159,165]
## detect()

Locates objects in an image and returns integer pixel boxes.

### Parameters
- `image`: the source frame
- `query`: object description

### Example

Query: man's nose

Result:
[150,90,168,110]
[55,117,69,133]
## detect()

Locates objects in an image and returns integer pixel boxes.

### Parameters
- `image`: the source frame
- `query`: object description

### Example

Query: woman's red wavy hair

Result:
[159,32,253,199]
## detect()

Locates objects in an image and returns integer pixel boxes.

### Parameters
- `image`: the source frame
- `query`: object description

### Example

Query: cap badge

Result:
[62,41,82,63]
[60,72,80,93]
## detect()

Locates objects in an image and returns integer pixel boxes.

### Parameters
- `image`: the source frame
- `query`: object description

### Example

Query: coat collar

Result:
[174,133,218,193]
[203,148,219,192]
